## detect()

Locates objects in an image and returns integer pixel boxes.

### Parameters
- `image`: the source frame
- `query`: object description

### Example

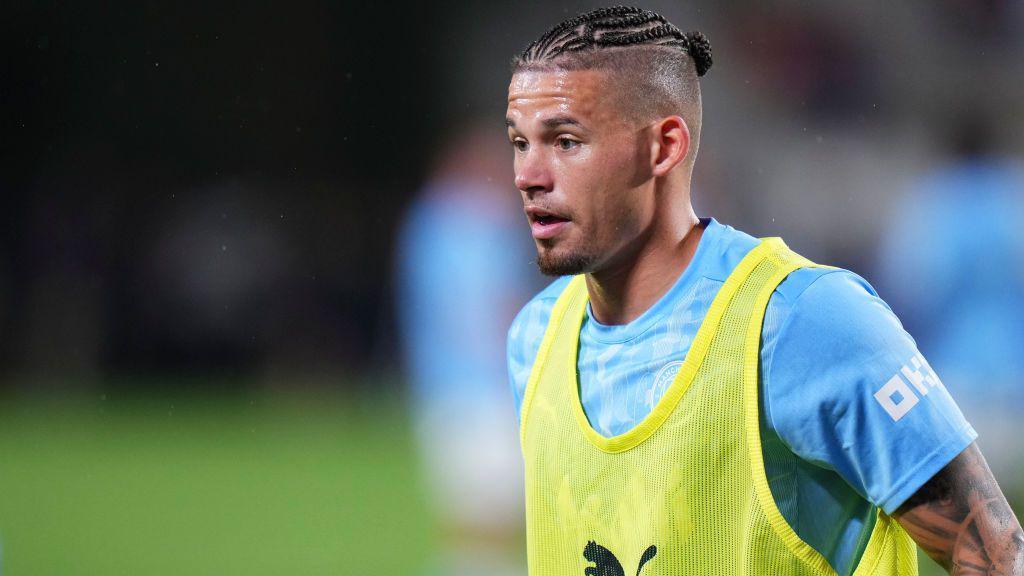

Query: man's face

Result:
[506,69,655,276]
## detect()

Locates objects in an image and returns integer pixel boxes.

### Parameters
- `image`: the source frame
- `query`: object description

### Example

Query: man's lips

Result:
[525,206,571,240]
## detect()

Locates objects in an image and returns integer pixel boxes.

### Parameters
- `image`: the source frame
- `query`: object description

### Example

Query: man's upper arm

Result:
[894,442,1024,573]
[764,269,977,513]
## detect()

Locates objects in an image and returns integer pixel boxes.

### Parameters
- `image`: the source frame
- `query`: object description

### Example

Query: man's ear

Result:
[650,115,690,177]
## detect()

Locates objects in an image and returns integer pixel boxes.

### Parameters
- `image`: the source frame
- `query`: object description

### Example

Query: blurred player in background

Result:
[397,121,540,575]
[504,6,1023,575]
[877,112,1024,481]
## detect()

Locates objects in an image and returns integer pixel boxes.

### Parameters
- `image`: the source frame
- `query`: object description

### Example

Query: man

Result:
[504,6,1023,576]
[397,121,537,575]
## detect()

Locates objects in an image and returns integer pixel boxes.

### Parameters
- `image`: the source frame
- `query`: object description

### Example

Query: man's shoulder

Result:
[507,276,575,413]
[775,265,868,304]
[701,222,834,292]
[709,224,859,304]
[771,264,890,330]
[508,275,574,343]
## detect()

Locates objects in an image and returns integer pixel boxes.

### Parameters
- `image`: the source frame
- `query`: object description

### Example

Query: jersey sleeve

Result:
[762,270,977,514]
[507,277,571,422]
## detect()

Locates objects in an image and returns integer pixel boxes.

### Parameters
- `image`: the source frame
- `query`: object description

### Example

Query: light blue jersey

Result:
[507,218,976,576]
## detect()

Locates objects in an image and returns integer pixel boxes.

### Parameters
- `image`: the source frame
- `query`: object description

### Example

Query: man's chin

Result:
[535,248,596,277]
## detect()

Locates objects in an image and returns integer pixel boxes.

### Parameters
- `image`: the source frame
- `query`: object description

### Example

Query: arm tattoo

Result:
[895,443,1024,575]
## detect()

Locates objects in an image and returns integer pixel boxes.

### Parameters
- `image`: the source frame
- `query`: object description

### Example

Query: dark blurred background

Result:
[2,1,1022,574]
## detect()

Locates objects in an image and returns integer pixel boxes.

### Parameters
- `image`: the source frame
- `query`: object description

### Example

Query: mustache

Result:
[524,204,572,220]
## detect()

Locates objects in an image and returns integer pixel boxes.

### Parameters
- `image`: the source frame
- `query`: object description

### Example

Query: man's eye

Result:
[557,137,579,151]
[512,139,528,152]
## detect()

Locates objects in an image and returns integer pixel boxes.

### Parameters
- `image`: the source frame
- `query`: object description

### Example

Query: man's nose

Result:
[514,149,554,195]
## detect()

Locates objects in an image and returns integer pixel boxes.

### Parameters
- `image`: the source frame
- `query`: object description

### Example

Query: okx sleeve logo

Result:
[873,353,946,422]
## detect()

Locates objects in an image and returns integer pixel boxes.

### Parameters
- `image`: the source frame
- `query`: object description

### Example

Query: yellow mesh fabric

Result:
[520,238,918,576]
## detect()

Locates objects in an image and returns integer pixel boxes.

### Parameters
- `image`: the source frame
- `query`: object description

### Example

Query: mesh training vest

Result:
[520,238,918,576]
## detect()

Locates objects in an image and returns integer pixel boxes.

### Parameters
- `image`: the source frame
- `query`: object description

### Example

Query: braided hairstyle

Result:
[510,6,712,166]
[514,6,712,77]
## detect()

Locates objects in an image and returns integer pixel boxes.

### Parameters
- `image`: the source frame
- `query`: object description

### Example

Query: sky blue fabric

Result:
[398,182,538,414]
[507,218,976,576]
[877,160,1024,403]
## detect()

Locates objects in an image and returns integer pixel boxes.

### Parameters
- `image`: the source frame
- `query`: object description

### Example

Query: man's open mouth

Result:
[526,207,571,239]
[526,207,570,225]
[534,213,569,225]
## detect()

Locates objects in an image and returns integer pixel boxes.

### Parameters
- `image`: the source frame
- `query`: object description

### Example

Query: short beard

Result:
[535,247,598,277]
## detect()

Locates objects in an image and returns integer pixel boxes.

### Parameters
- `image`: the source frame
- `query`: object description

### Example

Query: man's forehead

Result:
[508,69,608,103]
[506,68,614,127]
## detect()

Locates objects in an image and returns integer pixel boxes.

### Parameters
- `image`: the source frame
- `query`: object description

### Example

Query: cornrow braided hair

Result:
[517,5,712,77]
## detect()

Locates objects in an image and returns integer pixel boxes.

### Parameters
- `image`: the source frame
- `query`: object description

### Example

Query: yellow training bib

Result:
[520,238,917,575]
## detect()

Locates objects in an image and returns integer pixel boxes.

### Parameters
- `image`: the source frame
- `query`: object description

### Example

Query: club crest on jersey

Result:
[651,361,685,405]
[583,541,657,576]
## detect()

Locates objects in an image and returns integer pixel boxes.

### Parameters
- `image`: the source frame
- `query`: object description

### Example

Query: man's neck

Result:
[585,212,705,326]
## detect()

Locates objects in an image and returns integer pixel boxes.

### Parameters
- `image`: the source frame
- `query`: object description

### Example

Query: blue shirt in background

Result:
[878,160,1024,404]
[399,181,538,415]
[507,218,976,576]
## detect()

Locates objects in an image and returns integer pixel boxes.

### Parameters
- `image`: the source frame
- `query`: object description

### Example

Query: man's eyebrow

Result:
[504,116,585,130]
[542,116,583,129]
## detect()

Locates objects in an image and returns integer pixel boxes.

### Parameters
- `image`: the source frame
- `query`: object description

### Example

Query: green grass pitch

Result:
[0,390,434,575]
